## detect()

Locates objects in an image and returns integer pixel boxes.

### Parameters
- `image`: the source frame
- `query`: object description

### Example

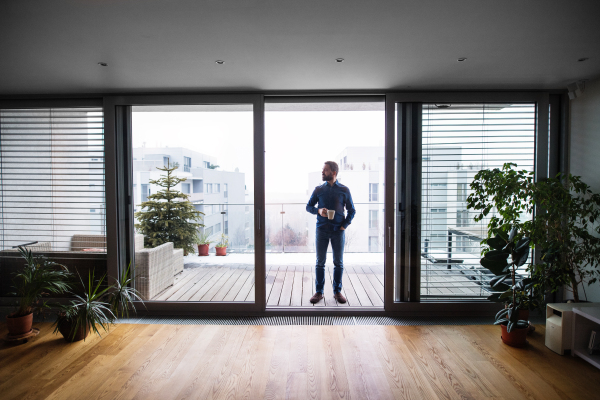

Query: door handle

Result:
[388,226,391,248]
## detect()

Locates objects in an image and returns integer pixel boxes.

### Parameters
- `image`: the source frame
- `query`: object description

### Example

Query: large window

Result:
[420,103,536,300]
[0,107,106,296]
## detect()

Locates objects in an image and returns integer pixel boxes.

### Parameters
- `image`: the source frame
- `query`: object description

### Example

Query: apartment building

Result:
[132,147,251,249]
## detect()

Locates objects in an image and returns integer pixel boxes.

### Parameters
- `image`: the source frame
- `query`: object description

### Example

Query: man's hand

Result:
[318,208,328,217]
[340,226,346,231]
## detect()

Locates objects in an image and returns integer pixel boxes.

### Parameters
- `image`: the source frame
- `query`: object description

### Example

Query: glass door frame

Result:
[384,91,551,313]
[104,94,266,314]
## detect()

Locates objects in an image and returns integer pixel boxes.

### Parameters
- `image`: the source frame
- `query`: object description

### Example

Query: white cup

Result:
[327,210,335,220]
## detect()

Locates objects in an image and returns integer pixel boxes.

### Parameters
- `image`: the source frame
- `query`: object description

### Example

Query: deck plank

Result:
[154,267,208,301]
[338,266,360,307]
[211,266,247,301]
[267,266,285,306]
[290,266,303,307]
[344,264,374,306]
[353,265,384,306]
[358,264,384,303]
[223,266,253,301]
[176,267,222,301]
[186,268,231,301]
[279,266,295,306]
[302,266,312,307]
[198,266,240,301]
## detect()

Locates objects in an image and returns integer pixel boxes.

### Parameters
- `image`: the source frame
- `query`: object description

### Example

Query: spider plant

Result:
[54,272,115,341]
[106,262,145,319]
[53,263,144,341]
[11,246,71,317]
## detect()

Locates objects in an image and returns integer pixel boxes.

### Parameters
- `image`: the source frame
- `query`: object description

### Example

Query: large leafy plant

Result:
[11,246,71,317]
[531,174,600,302]
[483,227,534,332]
[467,162,535,242]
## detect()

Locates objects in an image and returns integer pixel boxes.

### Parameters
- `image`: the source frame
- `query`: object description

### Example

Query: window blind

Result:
[0,108,105,252]
[420,103,535,300]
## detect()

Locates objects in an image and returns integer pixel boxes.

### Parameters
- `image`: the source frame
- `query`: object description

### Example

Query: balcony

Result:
[148,202,492,306]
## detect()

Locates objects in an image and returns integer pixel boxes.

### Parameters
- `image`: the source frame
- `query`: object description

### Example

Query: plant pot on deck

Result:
[6,312,33,337]
[197,244,209,256]
[215,246,227,256]
[501,323,529,347]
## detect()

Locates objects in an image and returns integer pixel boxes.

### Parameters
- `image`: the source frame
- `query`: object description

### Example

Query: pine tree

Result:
[135,162,203,255]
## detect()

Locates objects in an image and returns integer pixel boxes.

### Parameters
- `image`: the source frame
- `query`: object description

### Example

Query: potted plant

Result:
[530,173,600,302]
[197,232,213,256]
[54,264,143,342]
[468,163,600,303]
[483,226,533,347]
[6,247,71,338]
[215,233,229,256]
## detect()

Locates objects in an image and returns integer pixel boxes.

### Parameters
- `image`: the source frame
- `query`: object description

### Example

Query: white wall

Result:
[569,77,600,302]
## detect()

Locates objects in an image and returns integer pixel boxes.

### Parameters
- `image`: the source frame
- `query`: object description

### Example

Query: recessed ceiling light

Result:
[457,58,467,62]
[97,62,108,67]
[335,58,344,63]
[578,57,589,62]
[215,60,224,65]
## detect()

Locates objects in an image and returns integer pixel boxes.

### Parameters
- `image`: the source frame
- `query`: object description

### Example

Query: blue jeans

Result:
[315,228,345,294]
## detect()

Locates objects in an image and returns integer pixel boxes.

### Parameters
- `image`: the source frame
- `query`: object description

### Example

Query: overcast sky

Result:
[132,104,533,202]
[132,110,385,199]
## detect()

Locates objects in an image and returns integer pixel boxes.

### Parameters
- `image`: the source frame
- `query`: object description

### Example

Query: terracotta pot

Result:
[501,323,529,347]
[197,244,209,256]
[215,246,227,256]
[6,312,33,336]
[58,319,90,342]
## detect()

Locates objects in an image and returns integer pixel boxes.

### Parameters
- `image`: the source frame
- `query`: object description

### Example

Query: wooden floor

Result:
[155,264,487,306]
[2,322,599,399]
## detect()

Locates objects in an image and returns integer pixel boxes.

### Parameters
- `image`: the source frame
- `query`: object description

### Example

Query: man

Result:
[306,161,356,304]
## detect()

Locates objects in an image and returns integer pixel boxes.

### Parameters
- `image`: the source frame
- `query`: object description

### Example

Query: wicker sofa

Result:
[134,234,184,299]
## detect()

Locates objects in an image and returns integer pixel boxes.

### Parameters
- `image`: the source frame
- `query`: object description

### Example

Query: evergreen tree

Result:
[135,162,203,255]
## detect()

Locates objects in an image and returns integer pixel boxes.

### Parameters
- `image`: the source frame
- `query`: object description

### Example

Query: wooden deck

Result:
[154,262,489,306]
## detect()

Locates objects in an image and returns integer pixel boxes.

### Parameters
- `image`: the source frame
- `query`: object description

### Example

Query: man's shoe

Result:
[334,292,347,304]
[310,293,324,304]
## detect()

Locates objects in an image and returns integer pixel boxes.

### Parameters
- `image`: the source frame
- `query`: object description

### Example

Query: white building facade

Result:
[133,147,252,251]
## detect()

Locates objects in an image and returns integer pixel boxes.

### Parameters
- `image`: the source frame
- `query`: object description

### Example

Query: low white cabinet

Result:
[571,307,600,369]
[545,302,598,355]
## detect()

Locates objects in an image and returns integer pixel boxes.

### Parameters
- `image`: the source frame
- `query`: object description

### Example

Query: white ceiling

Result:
[1,0,599,95]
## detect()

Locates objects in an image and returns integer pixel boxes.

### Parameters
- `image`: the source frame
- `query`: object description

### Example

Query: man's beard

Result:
[322,174,331,181]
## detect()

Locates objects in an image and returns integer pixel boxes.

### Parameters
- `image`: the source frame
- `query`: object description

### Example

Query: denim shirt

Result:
[306,180,356,231]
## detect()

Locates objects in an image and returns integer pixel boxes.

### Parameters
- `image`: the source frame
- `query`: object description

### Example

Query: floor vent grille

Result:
[113,315,539,326]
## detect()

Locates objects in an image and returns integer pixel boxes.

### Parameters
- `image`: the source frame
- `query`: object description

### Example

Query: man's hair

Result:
[324,161,339,175]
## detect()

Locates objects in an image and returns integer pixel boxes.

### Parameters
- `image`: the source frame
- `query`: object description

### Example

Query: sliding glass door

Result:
[108,95,265,313]
[264,97,385,309]
[387,93,548,309]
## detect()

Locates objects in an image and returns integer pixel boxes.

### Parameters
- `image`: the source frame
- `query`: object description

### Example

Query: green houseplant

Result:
[215,233,229,256]
[197,232,214,256]
[482,227,534,347]
[468,163,600,302]
[54,264,143,342]
[6,247,71,337]
[531,173,600,302]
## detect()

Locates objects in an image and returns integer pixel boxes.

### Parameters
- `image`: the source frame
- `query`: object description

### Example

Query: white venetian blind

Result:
[420,103,535,300]
[0,108,106,252]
